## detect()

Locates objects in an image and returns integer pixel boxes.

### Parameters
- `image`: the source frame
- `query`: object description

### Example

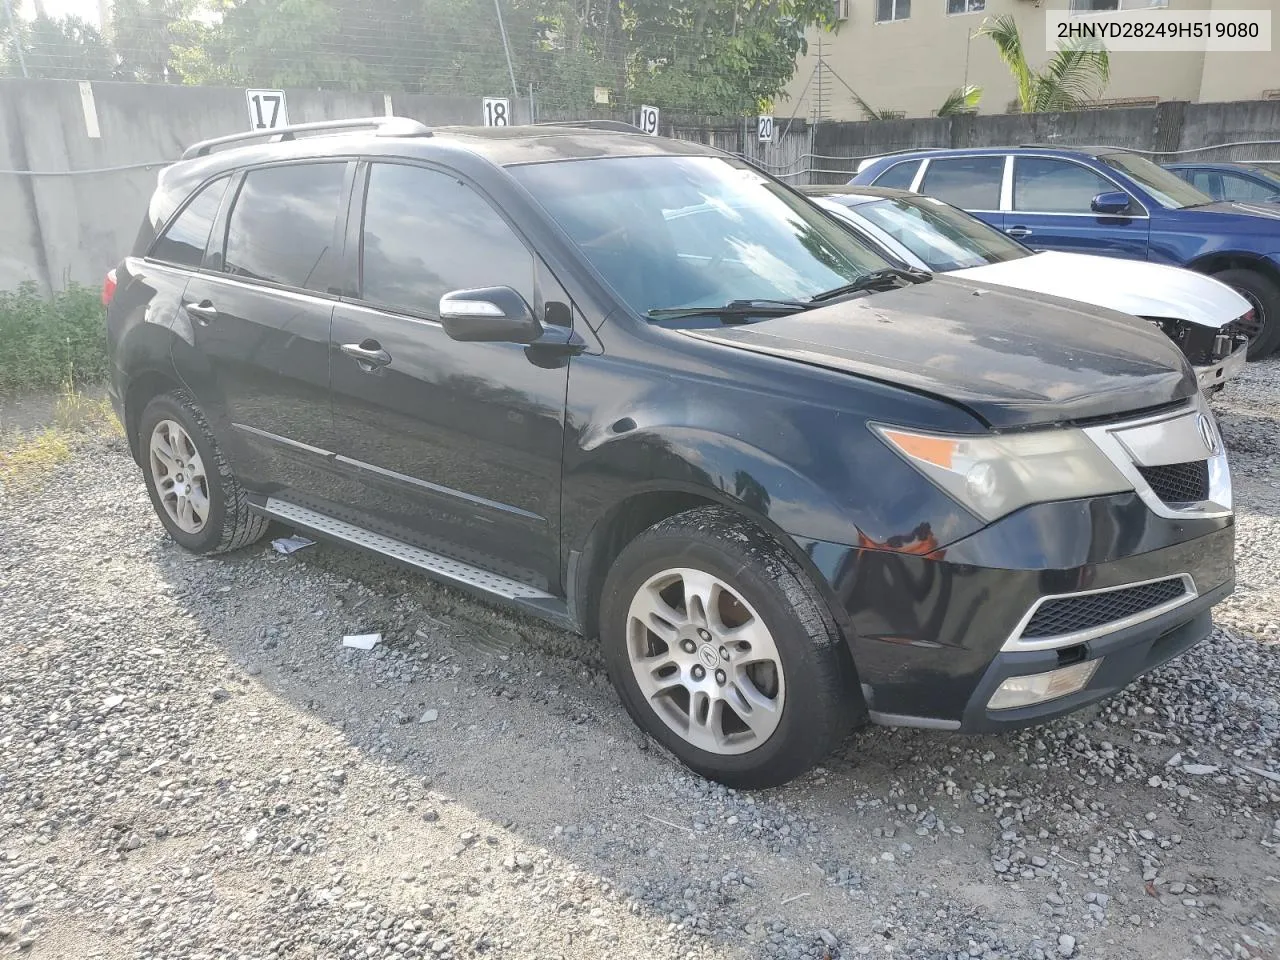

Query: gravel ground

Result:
[1,367,1278,960]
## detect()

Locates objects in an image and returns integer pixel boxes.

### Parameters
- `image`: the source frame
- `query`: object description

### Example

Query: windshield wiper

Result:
[646,299,810,322]
[808,267,932,303]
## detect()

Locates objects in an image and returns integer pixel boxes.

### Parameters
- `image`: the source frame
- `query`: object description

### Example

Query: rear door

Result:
[1005,156,1150,259]
[177,160,352,497]
[326,161,570,592]
[914,155,1006,232]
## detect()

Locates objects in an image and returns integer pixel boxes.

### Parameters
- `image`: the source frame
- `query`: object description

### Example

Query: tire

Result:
[599,505,862,788]
[137,390,268,554]
[1213,267,1280,360]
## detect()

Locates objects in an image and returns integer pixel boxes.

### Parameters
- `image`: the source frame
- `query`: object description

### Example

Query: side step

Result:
[257,497,557,602]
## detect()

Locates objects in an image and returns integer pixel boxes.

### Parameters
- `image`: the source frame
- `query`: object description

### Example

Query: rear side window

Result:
[871,159,921,190]
[1013,157,1116,213]
[359,163,535,317]
[150,177,228,267]
[223,163,346,291]
[1219,172,1276,202]
[919,156,1004,210]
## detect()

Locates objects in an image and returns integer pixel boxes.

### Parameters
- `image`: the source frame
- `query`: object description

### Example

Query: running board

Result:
[257,498,561,607]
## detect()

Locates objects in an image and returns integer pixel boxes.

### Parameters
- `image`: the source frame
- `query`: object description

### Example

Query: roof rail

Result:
[180,116,432,161]
[532,119,644,133]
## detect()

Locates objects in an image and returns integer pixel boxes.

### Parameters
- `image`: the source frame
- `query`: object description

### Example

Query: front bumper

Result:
[799,494,1234,731]
[1194,341,1247,392]
[958,580,1228,731]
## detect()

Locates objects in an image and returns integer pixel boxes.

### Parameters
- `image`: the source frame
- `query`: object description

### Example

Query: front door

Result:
[1005,156,1151,260]
[178,160,351,499]
[328,161,569,591]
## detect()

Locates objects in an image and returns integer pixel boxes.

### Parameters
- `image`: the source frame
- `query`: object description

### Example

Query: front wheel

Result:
[1213,267,1280,359]
[599,506,861,788]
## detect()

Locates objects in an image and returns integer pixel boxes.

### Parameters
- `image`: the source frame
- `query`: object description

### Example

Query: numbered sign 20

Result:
[758,115,774,143]
[482,97,511,126]
[245,90,288,131]
[639,104,660,136]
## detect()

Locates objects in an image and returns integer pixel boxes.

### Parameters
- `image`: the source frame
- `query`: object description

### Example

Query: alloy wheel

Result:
[149,419,210,534]
[625,567,785,755]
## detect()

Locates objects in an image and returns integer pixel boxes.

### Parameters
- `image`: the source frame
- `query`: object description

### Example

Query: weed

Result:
[0,428,73,489]
[0,283,108,392]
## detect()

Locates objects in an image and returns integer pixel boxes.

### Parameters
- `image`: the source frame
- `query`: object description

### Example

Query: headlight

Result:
[873,423,1131,522]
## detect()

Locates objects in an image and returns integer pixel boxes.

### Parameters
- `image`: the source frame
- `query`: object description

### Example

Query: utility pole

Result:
[3,0,28,78]
[493,0,520,108]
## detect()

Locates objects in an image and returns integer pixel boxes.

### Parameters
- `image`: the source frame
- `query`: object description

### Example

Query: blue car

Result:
[1164,162,1280,205]
[851,147,1280,358]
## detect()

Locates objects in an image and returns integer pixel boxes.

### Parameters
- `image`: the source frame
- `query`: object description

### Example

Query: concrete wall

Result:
[783,0,1278,122]
[0,79,522,294]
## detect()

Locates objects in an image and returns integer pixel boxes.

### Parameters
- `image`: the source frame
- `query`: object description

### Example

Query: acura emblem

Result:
[1197,414,1219,455]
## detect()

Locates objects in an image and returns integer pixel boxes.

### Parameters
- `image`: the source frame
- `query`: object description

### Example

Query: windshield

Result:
[1100,152,1212,209]
[511,156,893,319]
[851,195,1029,271]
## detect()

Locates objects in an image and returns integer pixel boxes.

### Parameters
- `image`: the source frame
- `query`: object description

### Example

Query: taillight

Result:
[102,268,117,307]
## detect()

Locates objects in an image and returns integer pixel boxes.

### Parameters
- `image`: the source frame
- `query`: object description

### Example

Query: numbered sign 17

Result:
[482,97,511,127]
[639,104,660,136]
[245,90,288,131]
[758,115,774,143]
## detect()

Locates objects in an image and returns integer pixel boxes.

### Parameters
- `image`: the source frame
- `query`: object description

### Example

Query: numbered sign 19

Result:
[482,97,511,126]
[245,89,288,131]
[758,115,774,143]
[639,104,660,136]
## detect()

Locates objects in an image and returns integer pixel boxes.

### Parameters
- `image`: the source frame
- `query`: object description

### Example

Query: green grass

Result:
[0,381,122,489]
[0,283,109,392]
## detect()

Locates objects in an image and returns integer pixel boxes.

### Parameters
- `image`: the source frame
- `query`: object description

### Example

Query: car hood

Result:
[681,277,1197,430]
[951,251,1249,330]
[1171,199,1280,230]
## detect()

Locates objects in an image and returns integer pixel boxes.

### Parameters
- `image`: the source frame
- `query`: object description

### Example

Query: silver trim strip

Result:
[232,422,333,458]
[1002,573,1197,652]
[332,454,544,522]
[867,710,962,731]
[258,498,555,601]
[1195,342,1248,391]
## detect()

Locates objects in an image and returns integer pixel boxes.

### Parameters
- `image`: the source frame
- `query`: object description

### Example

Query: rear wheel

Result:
[1213,267,1280,359]
[599,506,861,788]
[138,390,268,554]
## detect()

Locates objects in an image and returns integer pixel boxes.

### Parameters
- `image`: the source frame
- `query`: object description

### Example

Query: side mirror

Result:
[439,286,543,344]
[1091,191,1134,216]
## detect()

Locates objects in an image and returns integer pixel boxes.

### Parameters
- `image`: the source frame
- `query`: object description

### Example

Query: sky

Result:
[18,0,104,27]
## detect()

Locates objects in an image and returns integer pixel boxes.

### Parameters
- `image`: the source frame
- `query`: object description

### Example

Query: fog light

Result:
[987,660,1100,711]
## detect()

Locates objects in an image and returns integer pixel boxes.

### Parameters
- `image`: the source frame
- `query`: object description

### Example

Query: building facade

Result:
[782,0,1280,121]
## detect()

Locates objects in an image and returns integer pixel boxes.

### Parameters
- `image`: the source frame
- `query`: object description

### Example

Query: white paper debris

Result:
[102,694,125,711]
[342,633,382,651]
[419,709,438,724]
[272,535,316,555]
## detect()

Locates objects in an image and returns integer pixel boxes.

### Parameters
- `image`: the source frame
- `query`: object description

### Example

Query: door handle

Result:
[341,340,392,371]
[184,300,218,323]
[1006,226,1033,238]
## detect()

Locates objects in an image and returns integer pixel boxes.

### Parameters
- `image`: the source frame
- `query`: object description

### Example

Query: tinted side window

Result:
[872,159,921,190]
[1188,170,1217,196]
[360,163,534,317]
[919,156,1003,210]
[223,163,346,291]
[1219,172,1276,201]
[1013,157,1116,213]
[151,177,228,267]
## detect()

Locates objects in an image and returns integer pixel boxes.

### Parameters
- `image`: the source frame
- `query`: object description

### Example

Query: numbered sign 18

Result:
[639,104,660,136]
[758,115,774,143]
[482,97,511,126]
[245,89,288,131]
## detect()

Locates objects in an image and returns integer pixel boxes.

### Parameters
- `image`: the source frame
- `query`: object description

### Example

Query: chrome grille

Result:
[1023,578,1188,640]
[1137,461,1210,505]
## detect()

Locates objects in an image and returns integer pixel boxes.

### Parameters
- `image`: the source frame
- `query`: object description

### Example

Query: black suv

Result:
[105,118,1235,788]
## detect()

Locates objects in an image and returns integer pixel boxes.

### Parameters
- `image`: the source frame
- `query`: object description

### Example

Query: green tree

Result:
[978,14,1109,113]
[936,83,981,117]
[111,0,205,82]
[20,14,115,80]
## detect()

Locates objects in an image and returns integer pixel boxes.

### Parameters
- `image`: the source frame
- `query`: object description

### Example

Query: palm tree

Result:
[936,84,982,116]
[978,14,1110,113]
